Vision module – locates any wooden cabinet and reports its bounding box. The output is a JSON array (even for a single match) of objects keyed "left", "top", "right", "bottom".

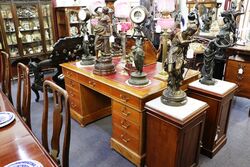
[
  {"left": 145, "top": 97, "right": 208, "bottom": 167},
  {"left": 225, "top": 55, "right": 250, "bottom": 98},
  {"left": 55, "top": 7, "right": 83, "bottom": 38},
  {"left": 188, "top": 80, "right": 238, "bottom": 158},
  {"left": 0, "top": 0, "right": 55, "bottom": 61}
]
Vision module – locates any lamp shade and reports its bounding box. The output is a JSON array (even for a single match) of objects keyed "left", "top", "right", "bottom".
[
  {"left": 156, "top": 0, "right": 175, "bottom": 13},
  {"left": 114, "top": 0, "right": 131, "bottom": 18},
  {"left": 156, "top": 18, "right": 175, "bottom": 30},
  {"left": 87, "top": 0, "right": 105, "bottom": 14}
]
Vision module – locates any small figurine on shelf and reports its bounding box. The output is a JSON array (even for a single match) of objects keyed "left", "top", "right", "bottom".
[
  {"left": 161, "top": 9, "right": 199, "bottom": 106},
  {"left": 127, "top": 6, "right": 150, "bottom": 86},
  {"left": 78, "top": 7, "right": 95, "bottom": 65}
]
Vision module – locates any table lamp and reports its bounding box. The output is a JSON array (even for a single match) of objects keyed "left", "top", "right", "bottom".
[
  {"left": 154, "top": 0, "right": 176, "bottom": 81},
  {"left": 113, "top": 0, "right": 131, "bottom": 58}
]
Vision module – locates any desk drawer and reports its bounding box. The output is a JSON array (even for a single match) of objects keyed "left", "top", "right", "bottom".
[
  {"left": 111, "top": 89, "right": 140, "bottom": 109},
  {"left": 65, "top": 85, "right": 80, "bottom": 100},
  {"left": 65, "top": 78, "right": 80, "bottom": 91},
  {"left": 69, "top": 98, "right": 81, "bottom": 114},
  {"left": 112, "top": 124, "right": 140, "bottom": 154},
  {"left": 63, "top": 68, "right": 78, "bottom": 80},
  {"left": 112, "top": 101, "right": 140, "bottom": 125},
  {"left": 78, "top": 74, "right": 110, "bottom": 94},
  {"left": 225, "top": 59, "right": 250, "bottom": 98},
  {"left": 113, "top": 113, "right": 140, "bottom": 139}
]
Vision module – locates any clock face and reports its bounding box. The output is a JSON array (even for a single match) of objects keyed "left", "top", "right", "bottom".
[
  {"left": 78, "top": 8, "right": 90, "bottom": 21},
  {"left": 130, "top": 6, "right": 148, "bottom": 24}
]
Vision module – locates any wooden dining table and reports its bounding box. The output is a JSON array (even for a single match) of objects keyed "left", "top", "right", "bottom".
[{"left": 0, "top": 90, "right": 58, "bottom": 167}]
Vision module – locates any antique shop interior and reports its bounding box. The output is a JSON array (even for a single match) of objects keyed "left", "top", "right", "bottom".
[{"left": 0, "top": 0, "right": 250, "bottom": 167}]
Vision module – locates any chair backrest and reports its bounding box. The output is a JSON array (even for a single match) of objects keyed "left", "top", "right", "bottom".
[
  {"left": 16, "top": 63, "right": 31, "bottom": 129},
  {"left": 0, "top": 51, "right": 13, "bottom": 103},
  {"left": 42, "top": 80, "right": 71, "bottom": 167}
]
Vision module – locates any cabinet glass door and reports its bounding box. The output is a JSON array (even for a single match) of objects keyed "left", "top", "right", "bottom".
[
  {"left": 41, "top": 4, "right": 54, "bottom": 52},
  {"left": 0, "top": 4, "right": 19, "bottom": 58},
  {"left": 16, "top": 4, "right": 43, "bottom": 56}
]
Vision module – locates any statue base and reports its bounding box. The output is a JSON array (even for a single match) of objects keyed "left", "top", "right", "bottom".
[
  {"left": 128, "top": 72, "right": 149, "bottom": 86},
  {"left": 93, "top": 56, "right": 116, "bottom": 76},
  {"left": 80, "top": 56, "right": 95, "bottom": 65},
  {"left": 199, "top": 77, "right": 216, "bottom": 85},
  {"left": 161, "top": 88, "right": 187, "bottom": 106}
]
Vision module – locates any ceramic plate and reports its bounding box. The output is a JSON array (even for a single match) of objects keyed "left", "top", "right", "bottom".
[
  {"left": 0, "top": 112, "right": 15, "bottom": 128},
  {"left": 4, "top": 160, "right": 43, "bottom": 167}
]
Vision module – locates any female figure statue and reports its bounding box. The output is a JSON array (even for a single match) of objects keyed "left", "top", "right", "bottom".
[{"left": 94, "top": 7, "right": 112, "bottom": 57}]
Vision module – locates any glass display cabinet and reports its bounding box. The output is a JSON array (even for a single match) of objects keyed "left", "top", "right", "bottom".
[
  {"left": 55, "top": 7, "right": 83, "bottom": 38},
  {"left": 0, "top": 0, "right": 55, "bottom": 61}
]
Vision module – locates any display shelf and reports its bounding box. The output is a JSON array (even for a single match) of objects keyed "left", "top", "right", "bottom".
[
  {"left": 0, "top": 0, "right": 55, "bottom": 61},
  {"left": 20, "top": 29, "right": 41, "bottom": 32},
  {"left": 22, "top": 41, "right": 42, "bottom": 45},
  {"left": 18, "top": 17, "right": 39, "bottom": 19},
  {"left": 55, "top": 6, "right": 83, "bottom": 38}
]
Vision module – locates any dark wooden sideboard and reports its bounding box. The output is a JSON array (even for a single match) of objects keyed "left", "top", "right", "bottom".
[{"left": 225, "top": 44, "right": 250, "bottom": 99}]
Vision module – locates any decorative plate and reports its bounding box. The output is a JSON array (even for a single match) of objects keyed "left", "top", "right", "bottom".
[
  {"left": 4, "top": 160, "right": 43, "bottom": 167},
  {"left": 0, "top": 112, "right": 15, "bottom": 128}
]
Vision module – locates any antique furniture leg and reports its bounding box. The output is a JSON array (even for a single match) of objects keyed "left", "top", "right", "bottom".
[{"left": 31, "top": 84, "right": 40, "bottom": 102}]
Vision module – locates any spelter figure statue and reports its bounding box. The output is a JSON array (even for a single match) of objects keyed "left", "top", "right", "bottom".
[
  {"left": 161, "top": 19, "right": 198, "bottom": 106},
  {"left": 80, "top": 21, "right": 95, "bottom": 65},
  {"left": 199, "top": 34, "right": 231, "bottom": 85},
  {"left": 133, "top": 38, "right": 144, "bottom": 74},
  {"left": 94, "top": 6, "right": 112, "bottom": 57},
  {"left": 201, "top": 8, "right": 215, "bottom": 32},
  {"left": 199, "top": 4, "right": 244, "bottom": 85}
]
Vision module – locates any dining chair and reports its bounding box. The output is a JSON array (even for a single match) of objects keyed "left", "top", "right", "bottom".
[
  {"left": 16, "top": 63, "right": 31, "bottom": 129},
  {"left": 42, "top": 80, "right": 71, "bottom": 167},
  {"left": 0, "top": 51, "right": 13, "bottom": 104}
]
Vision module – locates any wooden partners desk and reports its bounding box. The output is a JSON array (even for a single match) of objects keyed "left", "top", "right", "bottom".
[
  {"left": 61, "top": 58, "right": 200, "bottom": 166},
  {"left": 0, "top": 91, "right": 58, "bottom": 167}
]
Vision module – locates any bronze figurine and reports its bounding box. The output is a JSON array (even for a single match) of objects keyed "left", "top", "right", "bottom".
[{"left": 161, "top": 8, "right": 199, "bottom": 106}]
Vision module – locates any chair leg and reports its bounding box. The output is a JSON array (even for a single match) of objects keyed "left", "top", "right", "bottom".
[
  {"left": 248, "top": 108, "right": 250, "bottom": 117},
  {"left": 31, "top": 84, "right": 40, "bottom": 102}
]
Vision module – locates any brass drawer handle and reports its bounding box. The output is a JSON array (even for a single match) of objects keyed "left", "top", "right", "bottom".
[
  {"left": 69, "top": 81, "right": 74, "bottom": 87},
  {"left": 120, "top": 134, "right": 130, "bottom": 143},
  {"left": 121, "top": 119, "right": 130, "bottom": 129},
  {"left": 70, "top": 102, "right": 76, "bottom": 108},
  {"left": 69, "top": 91, "right": 74, "bottom": 97},
  {"left": 88, "top": 81, "right": 96, "bottom": 87},
  {"left": 66, "top": 71, "right": 72, "bottom": 77},
  {"left": 121, "top": 108, "right": 130, "bottom": 117},
  {"left": 120, "top": 94, "right": 129, "bottom": 102}
]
